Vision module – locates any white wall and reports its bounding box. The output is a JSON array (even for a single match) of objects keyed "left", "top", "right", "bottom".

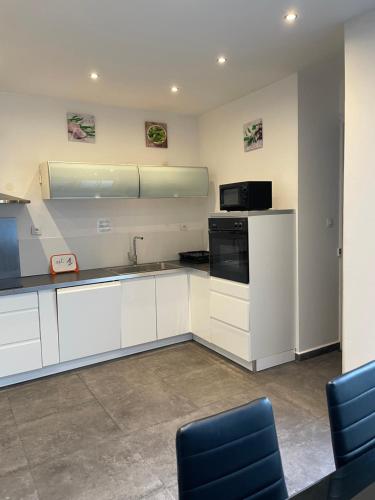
[
  {"left": 297, "top": 56, "right": 343, "bottom": 353},
  {"left": 0, "top": 92, "right": 206, "bottom": 275},
  {"left": 199, "top": 75, "right": 299, "bottom": 213},
  {"left": 343, "top": 11, "right": 375, "bottom": 371}
]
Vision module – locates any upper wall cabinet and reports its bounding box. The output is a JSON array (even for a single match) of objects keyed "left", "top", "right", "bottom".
[
  {"left": 139, "top": 166, "right": 208, "bottom": 198},
  {"left": 40, "top": 162, "right": 208, "bottom": 200},
  {"left": 40, "top": 161, "right": 139, "bottom": 199}
]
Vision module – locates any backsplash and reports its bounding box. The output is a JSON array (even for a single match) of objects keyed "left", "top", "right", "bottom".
[
  {"left": 6, "top": 197, "right": 208, "bottom": 276},
  {"left": 18, "top": 225, "right": 206, "bottom": 276}
]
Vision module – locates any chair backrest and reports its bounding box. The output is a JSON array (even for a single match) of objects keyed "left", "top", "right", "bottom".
[
  {"left": 326, "top": 360, "right": 375, "bottom": 468},
  {"left": 176, "top": 398, "right": 288, "bottom": 500}
]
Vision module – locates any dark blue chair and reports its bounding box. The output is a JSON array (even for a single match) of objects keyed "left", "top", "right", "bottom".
[
  {"left": 176, "top": 398, "right": 288, "bottom": 500},
  {"left": 326, "top": 360, "right": 375, "bottom": 468}
]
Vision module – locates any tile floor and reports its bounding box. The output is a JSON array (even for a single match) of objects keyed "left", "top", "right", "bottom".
[{"left": 0, "top": 341, "right": 341, "bottom": 500}]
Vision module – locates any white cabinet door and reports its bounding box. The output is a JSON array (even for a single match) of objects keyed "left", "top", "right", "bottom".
[
  {"left": 121, "top": 277, "right": 157, "bottom": 348},
  {"left": 57, "top": 282, "right": 121, "bottom": 362},
  {"left": 156, "top": 273, "right": 189, "bottom": 339},
  {"left": 190, "top": 274, "right": 210, "bottom": 342},
  {"left": 0, "top": 292, "right": 42, "bottom": 378}
]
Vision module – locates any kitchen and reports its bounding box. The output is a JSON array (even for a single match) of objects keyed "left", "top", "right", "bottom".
[{"left": 1, "top": 1, "right": 375, "bottom": 500}]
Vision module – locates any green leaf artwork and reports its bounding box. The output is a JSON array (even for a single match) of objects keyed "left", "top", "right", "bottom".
[
  {"left": 145, "top": 121, "right": 168, "bottom": 148},
  {"left": 243, "top": 119, "right": 263, "bottom": 152},
  {"left": 67, "top": 112, "right": 96, "bottom": 143}
]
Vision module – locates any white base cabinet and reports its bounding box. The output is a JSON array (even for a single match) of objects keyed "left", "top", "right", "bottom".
[
  {"left": 156, "top": 274, "right": 189, "bottom": 339},
  {"left": 190, "top": 273, "right": 210, "bottom": 342},
  {"left": 57, "top": 282, "right": 121, "bottom": 362},
  {"left": 121, "top": 277, "right": 157, "bottom": 348},
  {"left": 0, "top": 293, "right": 42, "bottom": 377}
]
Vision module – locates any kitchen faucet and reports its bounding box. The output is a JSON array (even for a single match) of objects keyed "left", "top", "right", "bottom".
[{"left": 128, "top": 235, "right": 144, "bottom": 265}]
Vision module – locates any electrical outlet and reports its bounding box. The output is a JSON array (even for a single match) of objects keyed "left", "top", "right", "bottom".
[
  {"left": 31, "top": 225, "right": 42, "bottom": 236},
  {"left": 97, "top": 218, "right": 112, "bottom": 233}
]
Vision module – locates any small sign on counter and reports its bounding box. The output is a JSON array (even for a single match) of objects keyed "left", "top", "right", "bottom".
[{"left": 50, "top": 254, "right": 79, "bottom": 275}]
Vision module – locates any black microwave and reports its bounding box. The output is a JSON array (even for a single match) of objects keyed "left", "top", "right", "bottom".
[{"left": 220, "top": 181, "right": 272, "bottom": 211}]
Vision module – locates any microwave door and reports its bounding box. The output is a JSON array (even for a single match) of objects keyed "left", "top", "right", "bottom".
[{"left": 222, "top": 187, "right": 240, "bottom": 208}]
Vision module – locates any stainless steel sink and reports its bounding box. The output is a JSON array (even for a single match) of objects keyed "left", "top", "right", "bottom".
[{"left": 106, "top": 262, "right": 181, "bottom": 276}]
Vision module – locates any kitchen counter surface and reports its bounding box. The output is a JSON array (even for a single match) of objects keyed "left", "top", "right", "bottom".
[{"left": 0, "top": 260, "right": 209, "bottom": 296}]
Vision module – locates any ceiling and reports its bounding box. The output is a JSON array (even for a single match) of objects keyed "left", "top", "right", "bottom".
[{"left": 1, "top": 0, "right": 375, "bottom": 115}]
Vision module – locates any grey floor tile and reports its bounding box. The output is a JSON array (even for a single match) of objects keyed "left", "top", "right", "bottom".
[
  {"left": 0, "top": 343, "right": 342, "bottom": 499},
  {"left": 17, "top": 400, "right": 121, "bottom": 467},
  {"left": 280, "top": 416, "right": 335, "bottom": 495},
  {"left": 302, "top": 351, "right": 342, "bottom": 383},
  {"left": 8, "top": 373, "right": 95, "bottom": 425},
  {"left": 0, "top": 466, "right": 39, "bottom": 500},
  {"left": 0, "top": 391, "right": 14, "bottom": 429},
  {"left": 142, "top": 487, "right": 176, "bottom": 499},
  {"left": 30, "top": 434, "right": 162, "bottom": 500},
  {"left": 252, "top": 361, "right": 332, "bottom": 418},
  {"left": 0, "top": 424, "right": 29, "bottom": 478},
  {"left": 161, "top": 362, "right": 257, "bottom": 407},
  {"left": 97, "top": 379, "right": 197, "bottom": 434},
  {"left": 123, "top": 396, "right": 266, "bottom": 489}
]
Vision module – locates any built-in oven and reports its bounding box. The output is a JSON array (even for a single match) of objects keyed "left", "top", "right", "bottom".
[{"left": 209, "top": 217, "right": 249, "bottom": 284}]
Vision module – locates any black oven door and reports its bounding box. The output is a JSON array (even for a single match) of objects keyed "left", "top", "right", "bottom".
[{"left": 209, "top": 230, "right": 249, "bottom": 284}]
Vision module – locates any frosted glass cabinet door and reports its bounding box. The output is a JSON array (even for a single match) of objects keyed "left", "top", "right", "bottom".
[
  {"left": 139, "top": 166, "right": 208, "bottom": 198},
  {"left": 48, "top": 162, "right": 139, "bottom": 198}
]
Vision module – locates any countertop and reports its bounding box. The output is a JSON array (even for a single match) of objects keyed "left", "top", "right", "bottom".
[
  {"left": 0, "top": 261, "right": 209, "bottom": 296},
  {"left": 209, "top": 209, "right": 295, "bottom": 217}
]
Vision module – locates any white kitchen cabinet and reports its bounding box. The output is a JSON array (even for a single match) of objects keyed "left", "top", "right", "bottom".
[
  {"left": 57, "top": 282, "right": 121, "bottom": 362},
  {"left": 190, "top": 273, "right": 210, "bottom": 342},
  {"left": 121, "top": 277, "right": 157, "bottom": 348},
  {"left": 210, "top": 318, "right": 251, "bottom": 362},
  {"left": 0, "top": 292, "right": 42, "bottom": 377},
  {"left": 156, "top": 273, "right": 189, "bottom": 339},
  {"left": 38, "top": 289, "right": 60, "bottom": 366},
  {"left": 210, "top": 291, "right": 250, "bottom": 332}
]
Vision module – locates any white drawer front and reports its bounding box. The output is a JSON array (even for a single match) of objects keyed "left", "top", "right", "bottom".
[
  {"left": 0, "top": 292, "right": 38, "bottom": 314},
  {"left": 210, "top": 318, "right": 251, "bottom": 361},
  {"left": 0, "top": 309, "right": 40, "bottom": 346},
  {"left": 0, "top": 340, "right": 42, "bottom": 378},
  {"left": 210, "top": 278, "right": 250, "bottom": 300},
  {"left": 210, "top": 291, "right": 250, "bottom": 331}
]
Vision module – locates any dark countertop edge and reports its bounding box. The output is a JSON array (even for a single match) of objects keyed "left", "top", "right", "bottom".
[{"left": 0, "top": 261, "right": 209, "bottom": 296}]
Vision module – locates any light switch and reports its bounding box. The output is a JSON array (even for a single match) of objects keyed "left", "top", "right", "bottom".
[{"left": 326, "top": 218, "right": 334, "bottom": 228}]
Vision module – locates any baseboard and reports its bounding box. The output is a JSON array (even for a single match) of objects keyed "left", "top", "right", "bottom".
[
  {"left": 193, "top": 335, "right": 255, "bottom": 371},
  {"left": 0, "top": 333, "right": 193, "bottom": 389},
  {"left": 296, "top": 341, "right": 340, "bottom": 361}
]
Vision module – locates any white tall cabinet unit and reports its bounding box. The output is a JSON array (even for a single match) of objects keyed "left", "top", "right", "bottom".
[{"left": 205, "top": 211, "right": 295, "bottom": 371}]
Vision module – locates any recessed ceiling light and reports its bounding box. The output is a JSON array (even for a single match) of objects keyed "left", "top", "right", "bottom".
[
  {"left": 284, "top": 12, "right": 298, "bottom": 23},
  {"left": 217, "top": 56, "right": 227, "bottom": 65},
  {"left": 90, "top": 72, "right": 99, "bottom": 80},
  {"left": 171, "top": 85, "right": 179, "bottom": 93}
]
